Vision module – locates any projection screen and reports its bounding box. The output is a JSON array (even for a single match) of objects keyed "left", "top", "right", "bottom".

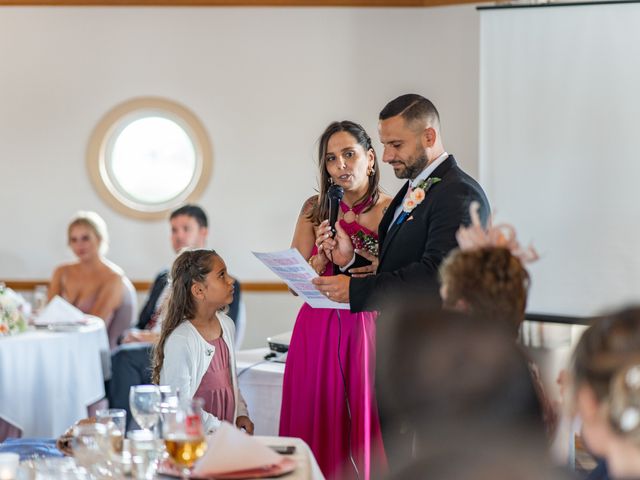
[{"left": 479, "top": 1, "right": 640, "bottom": 318}]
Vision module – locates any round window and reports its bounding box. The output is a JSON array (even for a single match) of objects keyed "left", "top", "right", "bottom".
[{"left": 87, "top": 97, "right": 212, "bottom": 220}]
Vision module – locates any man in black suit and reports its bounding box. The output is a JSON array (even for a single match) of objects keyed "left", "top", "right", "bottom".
[
  {"left": 108, "top": 205, "right": 242, "bottom": 427},
  {"left": 313, "top": 94, "right": 490, "bottom": 460}
]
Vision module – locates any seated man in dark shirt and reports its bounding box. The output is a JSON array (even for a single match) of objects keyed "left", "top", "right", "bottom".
[{"left": 108, "top": 205, "right": 243, "bottom": 427}]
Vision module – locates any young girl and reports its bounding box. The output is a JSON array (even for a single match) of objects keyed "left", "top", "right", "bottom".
[{"left": 151, "top": 248, "right": 253, "bottom": 434}]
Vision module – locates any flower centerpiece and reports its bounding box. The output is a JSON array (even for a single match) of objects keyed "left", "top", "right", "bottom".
[{"left": 0, "top": 283, "right": 30, "bottom": 335}]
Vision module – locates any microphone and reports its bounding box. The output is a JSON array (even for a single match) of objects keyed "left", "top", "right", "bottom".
[
  {"left": 327, "top": 184, "right": 344, "bottom": 238},
  {"left": 327, "top": 184, "right": 344, "bottom": 273}
]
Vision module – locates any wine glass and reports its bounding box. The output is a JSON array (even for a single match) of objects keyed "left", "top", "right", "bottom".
[
  {"left": 163, "top": 398, "right": 207, "bottom": 479},
  {"left": 129, "top": 385, "right": 161, "bottom": 433}
]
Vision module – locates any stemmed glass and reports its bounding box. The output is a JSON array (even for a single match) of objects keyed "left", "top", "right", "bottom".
[
  {"left": 163, "top": 398, "right": 207, "bottom": 479},
  {"left": 129, "top": 385, "right": 161, "bottom": 433}
]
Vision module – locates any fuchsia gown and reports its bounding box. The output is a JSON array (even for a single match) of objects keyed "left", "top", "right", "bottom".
[{"left": 279, "top": 200, "right": 386, "bottom": 480}]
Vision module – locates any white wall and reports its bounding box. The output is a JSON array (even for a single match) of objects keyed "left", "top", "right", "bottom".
[{"left": 0, "top": 5, "right": 480, "bottom": 347}]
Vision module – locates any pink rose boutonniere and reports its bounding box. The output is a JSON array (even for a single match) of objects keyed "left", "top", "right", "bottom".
[{"left": 402, "top": 177, "right": 441, "bottom": 213}]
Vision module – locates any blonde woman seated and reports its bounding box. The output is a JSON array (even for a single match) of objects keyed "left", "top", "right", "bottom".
[{"left": 48, "top": 211, "right": 136, "bottom": 347}]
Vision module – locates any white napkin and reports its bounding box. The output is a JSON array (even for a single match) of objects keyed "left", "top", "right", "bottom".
[
  {"left": 192, "top": 422, "right": 281, "bottom": 475},
  {"left": 34, "top": 295, "right": 85, "bottom": 325}
]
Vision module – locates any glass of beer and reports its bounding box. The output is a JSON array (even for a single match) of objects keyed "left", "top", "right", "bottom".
[{"left": 163, "top": 398, "right": 207, "bottom": 478}]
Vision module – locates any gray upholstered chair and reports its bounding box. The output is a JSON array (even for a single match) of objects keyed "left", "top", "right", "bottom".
[{"left": 106, "top": 277, "right": 137, "bottom": 350}]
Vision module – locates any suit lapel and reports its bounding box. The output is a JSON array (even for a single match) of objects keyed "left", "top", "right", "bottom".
[{"left": 378, "top": 156, "right": 456, "bottom": 264}]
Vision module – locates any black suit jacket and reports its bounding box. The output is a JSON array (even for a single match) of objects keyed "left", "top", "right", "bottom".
[
  {"left": 137, "top": 270, "right": 242, "bottom": 329},
  {"left": 349, "top": 155, "right": 490, "bottom": 312},
  {"left": 137, "top": 270, "right": 169, "bottom": 330}
]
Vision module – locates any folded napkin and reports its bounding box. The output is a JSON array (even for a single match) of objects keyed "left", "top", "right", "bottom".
[
  {"left": 192, "top": 422, "right": 281, "bottom": 476},
  {"left": 34, "top": 295, "right": 85, "bottom": 325}
]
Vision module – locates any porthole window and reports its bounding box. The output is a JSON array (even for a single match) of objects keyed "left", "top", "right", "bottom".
[{"left": 87, "top": 97, "right": 212, "bottom": 220}]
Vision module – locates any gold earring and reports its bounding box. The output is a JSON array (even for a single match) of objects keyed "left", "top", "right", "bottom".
[{"left": 368, "top": 166, "right": 375, "bottom": 176}]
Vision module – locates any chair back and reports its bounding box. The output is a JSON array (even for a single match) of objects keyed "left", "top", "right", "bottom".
[
  {"left": 234, "top": 300, "right": 246, "bottom": 350},
  {"left": 107, "top": 277, "right": 137, "bottom": 349}
]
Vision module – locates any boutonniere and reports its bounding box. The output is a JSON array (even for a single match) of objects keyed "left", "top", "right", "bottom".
[{"left": 402, "top": 177, "right": 441, "bottom": 213}]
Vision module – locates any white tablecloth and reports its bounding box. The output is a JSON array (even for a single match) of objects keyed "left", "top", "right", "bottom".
[
  {"left": 0, "top": 318, "right": 109, "bottom": 437},
  {"left": 236, "top": 348, "right": 285, "bottom": 437}
]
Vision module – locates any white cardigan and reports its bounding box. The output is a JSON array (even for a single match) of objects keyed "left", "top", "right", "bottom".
[{"left": 159, "top": 311, "right": 249, "bottom": 433}]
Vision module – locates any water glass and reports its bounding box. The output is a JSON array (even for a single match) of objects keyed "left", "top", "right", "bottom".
[
  {"left": 128, "top": 429, "right": 161, "bottom": 480},
  {"left": 32, "top": 285, "right": 48, "bottom": 315},
  {"left": 72, "top": 422, "right": 112, "bottom": 477},
  {"left": 96, "top": 408, "right": 127, "bottom": 453},
  {"left": 129, "top": 385, "right": 161, "bottom": 433},
  {"left": 157, "top": 385, "right": 180, "bottom": 438}
]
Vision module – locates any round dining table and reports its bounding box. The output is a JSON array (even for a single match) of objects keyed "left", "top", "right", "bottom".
[{"left": 0, "top": 318, "right": 109, "bottom": 438}]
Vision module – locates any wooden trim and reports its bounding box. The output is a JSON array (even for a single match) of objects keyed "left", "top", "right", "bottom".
[
  {"left": 1, "top": 279, "right": 289, "bottom": 293},
  {"left": 0, "top": 0, "right": 480, "bottom": 7},
  {"left": 240, "top": 282, "right": 290, "bottom": 292}
]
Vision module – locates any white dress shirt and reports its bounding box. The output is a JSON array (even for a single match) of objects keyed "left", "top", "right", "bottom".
[{"left": 389, "top": 151, "right": 449, "bottom": 228}]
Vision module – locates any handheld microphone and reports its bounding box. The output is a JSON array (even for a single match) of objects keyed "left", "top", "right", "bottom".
[
  {"left": 327, "top": 184, "right": 344, "bottom": 237},
  {"left": 327, "top": 184, "right": 344, "bottom": 272}
]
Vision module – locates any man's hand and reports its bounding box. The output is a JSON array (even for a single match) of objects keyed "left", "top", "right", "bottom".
[
  {"left": 349, "top": 248, "right": 379, "bottom": 278},
  {"left": 312, "top": 274, "right": 350, "bottom": 303},
  {"left": 235, "top": 416, "right": 255, "bottom": 435},
  {"left": 316, "top": 221, "right": 354, "bottom": 267}
]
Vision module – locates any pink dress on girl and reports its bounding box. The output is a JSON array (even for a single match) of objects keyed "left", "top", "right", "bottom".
[
  {"left": 279, "top": 200, "right": 386, "bottom": 479},
  {"left": 194, "top": 336, "right": 235, "bottom": 423}
]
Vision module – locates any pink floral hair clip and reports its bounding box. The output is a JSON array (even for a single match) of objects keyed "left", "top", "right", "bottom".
[{"left": 455, "top": 201, "right": 539, "bottom": 264}]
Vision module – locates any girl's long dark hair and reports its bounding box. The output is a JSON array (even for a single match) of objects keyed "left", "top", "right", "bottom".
[
  {"left": 308, "top": 120, "right": 381, "bottom": 225},
  {"left": 151, "top": 248, "right": 218, "bottom": 385}
]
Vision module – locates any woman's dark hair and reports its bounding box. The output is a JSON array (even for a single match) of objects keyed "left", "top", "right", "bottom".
[
  {"left": 151, "top": 248, "right": 218, "bottom": 384},
  {"left": 379, "top": 301, "right": 544, "bottom": 438},
  {"left": 307, "top": 120, "right": 381, "bottom": 226},
  {"left": 572, "top": 306, "right": 640, "bottom": 438}
]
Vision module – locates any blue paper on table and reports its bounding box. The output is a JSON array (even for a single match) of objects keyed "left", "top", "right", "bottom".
[{"left": 0, "top": 438, "right": 63, "bottom": 460}]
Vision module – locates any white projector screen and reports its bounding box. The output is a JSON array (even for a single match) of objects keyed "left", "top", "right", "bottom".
[{"left": 479, "top": 2, "right": 640, "bottom": 318}]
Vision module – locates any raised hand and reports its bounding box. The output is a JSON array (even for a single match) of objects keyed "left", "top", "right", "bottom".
[{"left": 315, "top": 220, "right": 354, "bottom": 267}]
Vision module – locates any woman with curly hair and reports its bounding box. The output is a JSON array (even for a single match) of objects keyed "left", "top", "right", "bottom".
[{"left": 438, "top": 203, "right": 556, "bottom": 434}]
